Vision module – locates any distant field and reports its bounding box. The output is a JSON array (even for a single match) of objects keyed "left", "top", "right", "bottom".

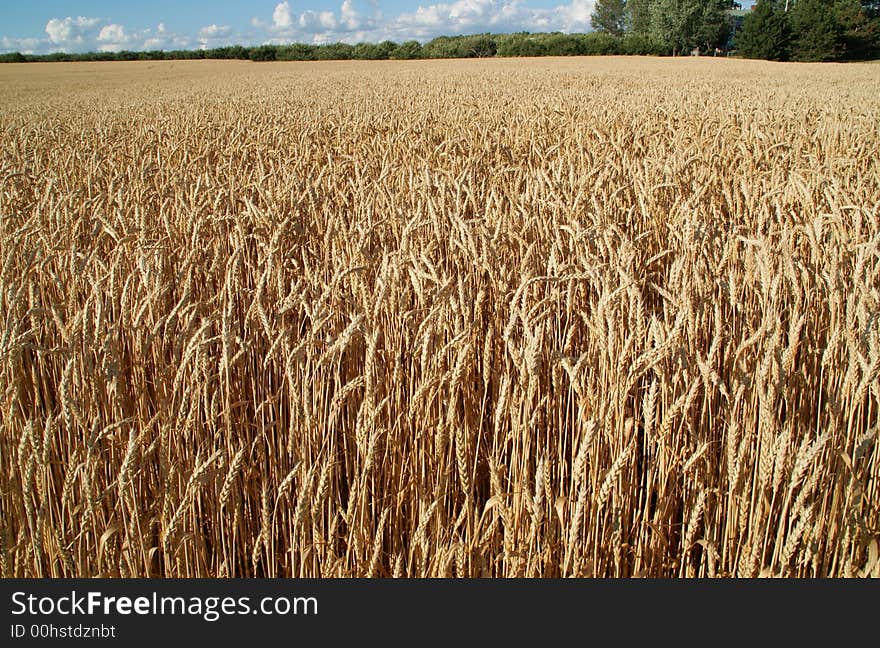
[{"left": 1, "top": 58, "right": 878, "bottom": 577}]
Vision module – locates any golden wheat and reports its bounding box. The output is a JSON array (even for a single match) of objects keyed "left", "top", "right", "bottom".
[{"left": 0, "top": 57, "right": 878, "bottom": 577}]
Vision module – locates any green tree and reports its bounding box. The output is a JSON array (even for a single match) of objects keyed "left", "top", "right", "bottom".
[
  {"left": 313, "top": 43, "right": 355, "bottom": 60},
  {"left": 138, "top": 50, "right": 164, "bottom": 60},
  {"left": 390, "top": 40, "right": 423, "bottom": 59},
  {"left": 694, "top": 0, "right": 737, "bottom": 50},
  {"left": 650, "top": 0, "right": 702, "bottom": 54},
  {"left": 208, "top": 45, "right": 249, "bottom": 60},
  {"left": 353, "top": 42, "right": 383, "bottom": 59},
  {"left": 620, "top": 32, "right": 665, "bottom": 53},
  {"left": 582, "top": 32, "right": 623, "bottom": 54},
  {"left": 377, "top": 40, "right": 400, "bottom": 58},
  {"left": 496, "top": 33, "right": 549, "bottom": 57},
  {"left": 629, "top": 0, "right": 656, "bottom": 33},
  {"left": 0, "top": 52, "right": 27, "bottom": 63},
  {"left": 650, "top": 0, "right": 736, "bottom": 54},
  {"left": 790, "top": 0, "right": 844, "bottom": 60},
  {"left": 422, "top": 35, "right": 448, "bottom": 57},
  {"left": 249, "top": 45, "right": 278, "bottom": 61},
  {"left": 461, "top": 35, "right": 498, "bottom": 57},
  {"left": 592, "top": 0, "right": 630, "bottom": 35},
  {"left": 737, "top": 0, "right": 791, "bottom": 59},
  {"left": 543, "top": 33, "right": 588, "bottom": 55},
  {"left": 351, "top": 41, "right": 398, "bottom": 59},
  {"left": 423, "top": 34, "right": 497, "bottom": 58},
  {"left": 276, "top": 43, "right": 316, "bottom": 60},
  {"left": 834, "top": 0, "right": 880, "bottom": 58}
]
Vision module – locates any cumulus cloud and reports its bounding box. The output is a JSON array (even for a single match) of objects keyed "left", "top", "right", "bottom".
[
  {"left": 255, "top": 0, "right": 594, "bottom": 45},
  {"left": 97, "top": 24, "right": 153, "bottom": 52},
  {"left": 558, "top": 0, "right": 594, "bottom": 29},
  {"left": 264, "top": 1, "right": 373, "bottom": 38},
  {"left": 0, "top": 2, "right": 601, "bottom": 55},
  {"left": 297, "top": 11, "right": 336, "bottom": 31},
  {"left": 273, "top": 1, "right": 295, "bottom": 28},
  {"left": 45, "top": 16, "right": 101, "bottom": 45},
  {"left": 98, "top": 24, "right": 127, "bottom": 42},
  {"left": 199, "top": 24, "right": 232, "bottom": 39},
  {"left": 141, "top": 23, "right": 197, "bottom": 51},
  {"left": 196, "top": 24, "right": 236, "bottom": 49},
  {"left": 0, "top": 16, "right": 195, "bottom": 54},
  {"left": 143, "top": 31, "right": 194, "bottom": 50},
  {"left": 0, "top": 35, "right": 44, "bottom": 54},
  {"left": 391, "top": 0, "right": 592, "bottom": 37},
  {"left": 340, "top": 0, "right": 362, "bottom": 30}
]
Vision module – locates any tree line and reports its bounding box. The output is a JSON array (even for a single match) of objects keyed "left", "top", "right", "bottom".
[
  {"left": 1, "top": 2, "right": 877, "bottom": 64},
  {"left": 591, "top": 0, "right": 879, "bottom": 60},
  {"left": 736, "top": 0, "right": 879, "bottom": 60},
  {"left": 592, "top": 0, "right": 741, "bottom": 54},
  {"left": 0, "top": 33, "right": 668, "bottom": 64}
]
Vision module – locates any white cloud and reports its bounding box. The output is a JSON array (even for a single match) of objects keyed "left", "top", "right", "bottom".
[
  {"left": 273, "top": 1, "right": 294, "bottom": 28},
  {"left": 197, "top": 24, "right": 235, "bottom": 49},
  {"left": 256, "top": 0, "right": 595, "bottom": 44},
  {"left": 0, "top": 35, "right": 43, "bottom": 54},
  {"left": 1, "top": 1, "right": 601, "bottom": 55},
  {"left": 0, "top": 16, "right": 196, "bottom": 54},
  {"left": 45, "top": 16, "right": 101, "bottom": 45},
  {"left": 391, "top": 0, "right": 593, "bottom": 37},
  {"left": 199, "top": 24, "right": 232, "bottom": 39},
  {"left": 558, "top": 0, "right": 594, "bottom": 29},
  {"left": 340, "top": 0, "right": 362, "bottom": 30},
  {"left": 98, "top": 24, "right": 127, "bottom": 43},
  {"left": 299, "top": 11, "right": 338, "bottom": 31},
  {"left": 265, "top": 1, "right": 373, "bottom": 37},
  {"left": 143, "top": 32, "right": 194, "bottom": 50}
]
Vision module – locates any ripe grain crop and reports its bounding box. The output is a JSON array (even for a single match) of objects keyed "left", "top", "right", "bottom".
[{"left": 1, "top": 57, "right": 878, "bottom": 577}]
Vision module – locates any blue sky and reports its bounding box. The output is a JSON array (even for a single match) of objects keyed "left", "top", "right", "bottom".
[{"left": 1, "top": 1, "right": 757, "bottom": 54}]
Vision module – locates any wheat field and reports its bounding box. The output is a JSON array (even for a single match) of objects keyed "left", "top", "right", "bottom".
[{"left": 0, "top": 57, "right": 878, "bottom": 577}]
